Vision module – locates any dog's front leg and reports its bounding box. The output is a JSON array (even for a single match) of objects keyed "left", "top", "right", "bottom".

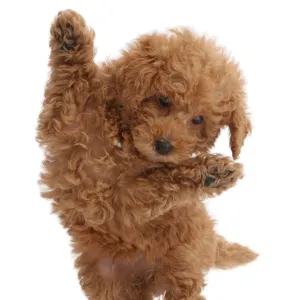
[
  {"left": 37, "top": 10, "right": 98, "bottom": 146},
  {"left": 118, "top": 154, "right": 243, "bottom": 223}
]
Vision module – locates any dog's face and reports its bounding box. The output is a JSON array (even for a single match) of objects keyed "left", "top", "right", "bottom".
[
  {"left": 127, "top": 91, "right": 221, "bottom": 164},
  {"left": 107, "top": 29, "right": 251, "bottom": 164}
]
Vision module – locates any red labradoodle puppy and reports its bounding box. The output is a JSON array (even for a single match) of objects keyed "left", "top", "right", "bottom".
[{"left": 37, "top": 10, "right": 257, "bottom": 300}]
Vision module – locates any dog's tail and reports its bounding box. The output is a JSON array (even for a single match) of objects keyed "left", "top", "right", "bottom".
[{"left": 214, "top": 235, "right": 258, "bottom": 269}]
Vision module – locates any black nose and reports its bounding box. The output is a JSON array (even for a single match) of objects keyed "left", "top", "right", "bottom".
[{"left": 155, "top": 138, "right": 173, "bottom": 155}]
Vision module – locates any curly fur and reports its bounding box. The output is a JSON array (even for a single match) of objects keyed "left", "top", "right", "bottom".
[{"left": 37, "top": 10, "right": 257, "bottom": 300}]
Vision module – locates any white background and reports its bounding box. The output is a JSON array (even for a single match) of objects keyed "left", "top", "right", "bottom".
[{"left": 1, "top": 0, "right": 299, "bottom": 299}]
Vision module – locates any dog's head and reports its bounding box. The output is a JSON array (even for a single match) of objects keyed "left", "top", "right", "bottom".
[{"left": 104, "top": 29, "right": 251, "bottom": 164}]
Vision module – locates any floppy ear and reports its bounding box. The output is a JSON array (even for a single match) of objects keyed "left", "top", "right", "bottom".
[{"left": 228, "top": 96, "right": 252, "bottom": 160}]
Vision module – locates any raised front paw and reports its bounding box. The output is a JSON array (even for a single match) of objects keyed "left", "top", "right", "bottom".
[
  {"left": 203, "top": 156, "right": 243, "bottom": 193},
  {"left": 50, "top": 10, "right": 94, "bottom": 54}
]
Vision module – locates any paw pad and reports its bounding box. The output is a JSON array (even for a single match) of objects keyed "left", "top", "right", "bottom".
[
  {"left": 204, "top": 176, "right": 216, "bottom": 187},
  {"left": 57, "top": 22, "right": 79, "bottom": 51},
  {"left": 204, "top": 158, "right": 243, "bottom": 192},
  {"left": 51, "top": 10, "right": 87, "bottom": 52}
]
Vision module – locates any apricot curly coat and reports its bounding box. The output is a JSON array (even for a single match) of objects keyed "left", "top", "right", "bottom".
[{"left": 37, "top": 10, "right": 257, "bottom": 300}]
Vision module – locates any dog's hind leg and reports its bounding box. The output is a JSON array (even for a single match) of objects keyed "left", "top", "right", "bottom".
[{"left": 214, "top": 235, "right": 258, "bottom": 269}]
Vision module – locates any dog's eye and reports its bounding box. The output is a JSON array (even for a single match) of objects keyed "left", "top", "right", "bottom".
[
  {"left": 158, "top": 97, "right": 172, "bottom": 107},
  {"left": 191, "top": 116, "right": 204, "bottom": 125}
]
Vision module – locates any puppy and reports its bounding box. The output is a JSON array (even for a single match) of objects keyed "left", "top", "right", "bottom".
[{"left": 37, "top": 10, "right": 257, "bottom": 300}]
